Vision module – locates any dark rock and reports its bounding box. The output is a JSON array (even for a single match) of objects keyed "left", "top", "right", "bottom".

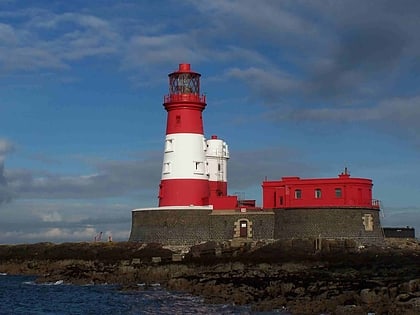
[{"left": 1, "top": 240, "right": 420, "bottom": 314}]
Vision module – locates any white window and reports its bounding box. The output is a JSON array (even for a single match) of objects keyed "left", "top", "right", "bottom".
[
  {"left": 163, "top": 162, "right": 171, "bottom": 174},
  {"left": 315, "top": 188, "right": 322, "bottom": 199},
  {"left": 165, "top": 139, "right": 174, "bottom": 152},
  {"left": 295, "top": 189, "right": 302, "bottom": 199},
  {"left": 194, "top": 161, "right": 204, "bottom": 174}
]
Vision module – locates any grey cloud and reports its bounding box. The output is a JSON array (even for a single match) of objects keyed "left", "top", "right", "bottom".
[
  {"left": 306, "top": 23, "right": 407, "bottom": 99},
  {"left": 123, "top": 34, "right": 206, "bottom": 72},
  {"left": 0, "top": 139, "right": 15, "bottom": 205},
  {"left": 7, "top": 153, "right": 161, "bottom": 200},
  {"left": 0, "top": 10, "right": 120, "bottom": 73},
  {"left": 0, "top": 138, "right": 14, "bottom": 156},
  {"left": 0, "top": 23, "right": 17, "bottom": 43},
  {"left": 191, "top": 0, "right": 319, "bottom": 42},
  {"left": 0, "top": 162, "right": 14, "bottom": 205},
  {"left": 228, "top": 147, "right": 318, "bottom": 190},
  {"left": 201, "top": 1, "right": 419, "bottom": 103},
  {"left": 270, "top": 96, "right": 420, "bottom": 124},
  {"left": 226, "top": 67, "right": 299, "bottom": 103},
  {"left": 0, "top": 199, "right": 133, "bottom": 243}
]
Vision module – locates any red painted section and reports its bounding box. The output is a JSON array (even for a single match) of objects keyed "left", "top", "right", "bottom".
[
  {"left": 209, "top": 181, "right": 227, "bottom": 197},
  {"left": 262, "top": 171, "right": 379, "bottom": 209},
  {"left": 211, "top": 195, "right": 238, "bottom": 210},
  {"left": 164, "top": 105, "right": 205, "bottom": 134},
  {"left": 159, "top": 178, "right": 209, "bottom": 206},
  {"left": 208, "top": 181, "right": 238, "bottom": 210},
  {"left": 208, "top": 180, "right": 258, "bottom": 210}
]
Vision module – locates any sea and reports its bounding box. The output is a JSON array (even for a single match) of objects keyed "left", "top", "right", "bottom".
[{"left": 0, "top": 274, "right": 290, "bottom": 315}]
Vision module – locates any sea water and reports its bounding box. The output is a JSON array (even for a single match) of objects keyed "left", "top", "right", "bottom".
[{"left": 0, "top": 275, "right": 289, "bottom": 315}]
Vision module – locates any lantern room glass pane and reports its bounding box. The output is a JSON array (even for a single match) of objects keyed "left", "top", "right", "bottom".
[{"left": 169, "top": 73, "right": 200, "bottom": 95}]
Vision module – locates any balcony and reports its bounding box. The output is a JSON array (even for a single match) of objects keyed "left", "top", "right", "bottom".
[
  {"left": 372, "top": 199, "right": 381, "bottom": 208},
  {"left": 164, "top": 94, "right": 206, "bottom": 103}
]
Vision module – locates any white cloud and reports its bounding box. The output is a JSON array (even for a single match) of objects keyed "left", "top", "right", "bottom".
[
  {"left": 0, "top": 138, "right": 14, "bottom": 157},
  {"left": 39, "top": 211, "right": 62, "bottom": 223},
  {"left": 0, "top": 10, "right": 120, "bottom": 73},
  {"left": 0, "top": 198, "right": 134, "bottom": 244}
]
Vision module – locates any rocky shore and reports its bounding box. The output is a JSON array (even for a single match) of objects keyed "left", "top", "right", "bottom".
[{"left": 1, "top": 238, "right": 419, "bottom": 314}]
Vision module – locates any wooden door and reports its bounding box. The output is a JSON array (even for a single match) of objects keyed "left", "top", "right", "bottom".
[{"left": 240, "top": 220, "right": 248, "bottom": 237}]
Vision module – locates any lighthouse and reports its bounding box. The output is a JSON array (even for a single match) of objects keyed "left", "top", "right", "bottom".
[
  {"left": 158, "top": 63, "right": 210, "bottom": 207},
  {"left": 130, "top": 63, "right": 383, "bottom": 246},
  {"left": 206, "top": 135, "right": 230, "bottom": 198}
]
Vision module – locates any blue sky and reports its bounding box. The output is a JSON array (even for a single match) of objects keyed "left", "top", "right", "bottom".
[{"left": 1, "top": 0, "right": 420, "bottom": 243}]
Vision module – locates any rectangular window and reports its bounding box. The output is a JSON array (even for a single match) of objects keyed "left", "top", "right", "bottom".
[
  {"left": 294, "top": 189, "right": 302, "bottom": 199},
  {"left": 335, "top": 188, "right": 342, "bottom": 198},
  {"left": 163, "top": 162, "right": 171, "bottom": 174},
  {"left": 165, "top": 139, "right": 174, "bottom": 152},
  {"left": 315, "top": 188, "right": 322, "bottom": 199},
  {"left": 194, "top": 161, "right": 204, "bottom": 174}
]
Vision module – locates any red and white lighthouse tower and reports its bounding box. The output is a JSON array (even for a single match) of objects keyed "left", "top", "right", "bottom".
[{"left": 158, "top": 63, "right": 210, "bottom": 207}]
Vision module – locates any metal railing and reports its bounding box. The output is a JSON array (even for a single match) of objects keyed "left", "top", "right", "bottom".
[{"left": 164, "top": 94, "right": 206, "bottom": 103}]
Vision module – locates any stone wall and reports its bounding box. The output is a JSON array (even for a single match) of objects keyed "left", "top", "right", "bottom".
[
  {"left": 129, "top": 208, "right": 384, "bottom": 245},
  {"left": 274, "top": 208, "right": 384, "bottom": 245},
  {"left": 130, "top": 209, "right": 275, "bottom": 245},
  {"left": 129, "top": 209, "right": 212, "bottom": 245},
  {"left": 209, "top": 211, "right": 275, "bottom": 241}
]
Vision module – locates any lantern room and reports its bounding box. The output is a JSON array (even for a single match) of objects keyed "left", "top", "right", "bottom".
[{"left": 169, "top": 63, "right": 200, "bottom": 95}]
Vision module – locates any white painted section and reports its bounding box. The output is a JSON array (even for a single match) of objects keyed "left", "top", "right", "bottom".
[
  {"left": 161, "top": 133, "right": 209, "bottom": 180},
  {"left": 132, "top": 205, "right": 214, "bottom": 211},
  {"left": 206, "top": 138, "right": 229, "bottom": 182}
]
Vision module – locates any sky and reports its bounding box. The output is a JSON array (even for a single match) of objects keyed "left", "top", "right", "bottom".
[{"left": 1, "top": 0, "right": 420, "bottom": 244}]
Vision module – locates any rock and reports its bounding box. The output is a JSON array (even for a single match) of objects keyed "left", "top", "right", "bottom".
[
  {"left": 335, "top": 304, "right": 365, "bottom": 315},
  {"left": 408, "top": 279, "right": 420, "bottom": 293},
  {"left": 252, "top": 297, "right": 287, "bottom": 312},
  {"left": 1, "top": 240, "right": 420, "bottom": 314},
  {"left": 167, "top": 278, "right": 190, "bottom": 291},
  {"left": 294, "top": 286, "right": 306, "bottom": 296},
  {"left": 396, "top": 293, "right": 413, "bottom": 302},
  {"left": 360, "top": 288, "right": 381, "bottom": 304},
  {"left": 281, "top": 282, "right": 295, "bottom": 295}
]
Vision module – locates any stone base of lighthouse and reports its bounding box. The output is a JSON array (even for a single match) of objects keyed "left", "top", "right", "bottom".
[
  {"left": 129, "top": 207, "right": 384, "bottom": 246},
  {"left": 129, "top": 207, "right": 275, "bottom": 245},
  {"left": 129, "top": 207, "right": 213, "bottom": 245}
]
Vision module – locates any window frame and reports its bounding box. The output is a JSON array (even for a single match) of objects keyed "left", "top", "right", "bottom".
[{"left": 335, "top": 188, "right": 342, "bottom": 198}]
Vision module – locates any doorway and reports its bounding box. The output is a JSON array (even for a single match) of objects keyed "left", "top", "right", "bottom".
[{"left": 239, "top": 220, "right": 248, "bottom": 237}]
